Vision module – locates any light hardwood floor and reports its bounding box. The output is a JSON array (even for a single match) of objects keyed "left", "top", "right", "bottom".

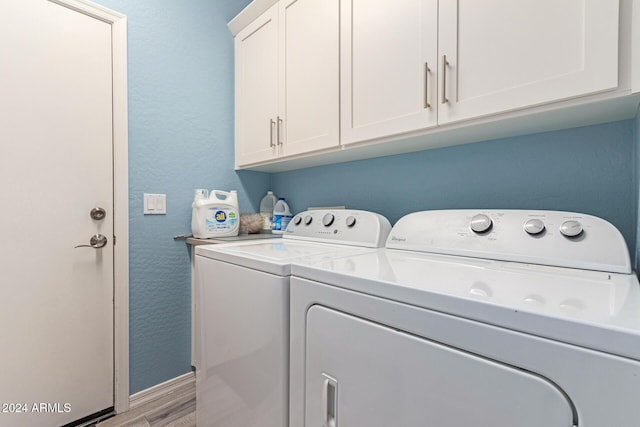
[{"left": 96, "top": 382, "right": 195, "bottom": 427}]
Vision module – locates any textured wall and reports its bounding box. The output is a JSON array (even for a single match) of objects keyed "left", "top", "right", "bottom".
[
  {"left": 97, "top": 0, "right": 260, "bottom": 394},
  {"left": 93, "top": 0, "right": 639, "bottom": 395},
  {"left": 272, "top": 120, "right": 638, "bottom": 262},
  {"left": 635, "top": 111, "right": 640, "bottom": 268}
]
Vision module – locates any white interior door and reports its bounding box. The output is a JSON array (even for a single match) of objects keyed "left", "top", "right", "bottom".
[{"left": 0, "top": 0, "right": 114, "bottom": 425}]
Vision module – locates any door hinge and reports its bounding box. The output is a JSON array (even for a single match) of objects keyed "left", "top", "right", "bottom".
[{"left": 113, "top": 235, "right": 116, "bottom": 245}]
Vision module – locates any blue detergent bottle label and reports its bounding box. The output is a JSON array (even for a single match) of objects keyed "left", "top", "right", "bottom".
[{"left": 273, "top": 214, "right": 291, "bottom": 231}]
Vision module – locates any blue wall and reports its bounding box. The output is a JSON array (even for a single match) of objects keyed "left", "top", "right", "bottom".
[
  {"left": 97, "top": 0, "right": 259, "bottom": 394},
  {"left": 95, "top": 1, "right": 639, "bottom": 396},
  {"left": 636, "top": 111, "right": 640, "bottom": 268},
  {"left": 272, "top": 120, "right": 638, "bottom": 259}
]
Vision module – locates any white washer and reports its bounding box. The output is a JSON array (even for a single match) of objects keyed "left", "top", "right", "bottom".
[
  {"left": 289, "top": 210, "right": 640, "bottom": 427},
  {"left": 195, "top": 209, "right": 391, "bottom": 427}
]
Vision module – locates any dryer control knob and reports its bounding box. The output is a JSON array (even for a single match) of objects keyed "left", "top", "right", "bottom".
[
  {"left": 322, "top": 213, "right": 335, "bottom": 227},
  {"left": 560, "top": 220, "right": 583, "bottom": 238},
  {"left": 304, "top": 215, "right": 313, "bottom": 225},
  {"left": 293, "top": 216, "right": 302, "bottom": 226},
  {"left": 470, "top": 214, "right": 493, "bottom": 233},
  {"left": 524, "top": 219, "right": 545, "bottom": 235},
  {"left": 346, "top": 216, "right": 356, "bottom": 228}
]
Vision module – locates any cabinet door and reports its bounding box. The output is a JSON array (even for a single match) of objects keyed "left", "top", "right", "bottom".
[
  {"left": 279, "top": 0, "right": 340, "bottom": 157},
  {"left": 235, "top": 5, "right": 279, "bottom": 166},
  {"left": 341, "top": 0, "right": 438, "bottom": 145},
  {"left": 438, "top": 0, "right": 620, "bottom": 124}
]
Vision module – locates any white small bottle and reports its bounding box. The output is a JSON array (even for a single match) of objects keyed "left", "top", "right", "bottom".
[
  {"left": 191, "top": 189, "right": 208, "bottom": 237},
  {"left": 259, "top": 191, "right": 278, "bottom": 233},
  {"left": 272, "top": 198, "right": 292, "bottom": 234}
]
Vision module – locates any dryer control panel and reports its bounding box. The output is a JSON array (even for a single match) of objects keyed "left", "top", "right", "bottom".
[
  {"left": 387, "top": 210, "right": 631, "bottom": 273},
  {"left": 284, "top": 209, "right": 392, "bottom": 248}
]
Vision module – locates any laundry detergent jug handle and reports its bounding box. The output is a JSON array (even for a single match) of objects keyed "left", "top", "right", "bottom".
[{"left": 211, "top": 190, "right": 231, "bottom": 201}]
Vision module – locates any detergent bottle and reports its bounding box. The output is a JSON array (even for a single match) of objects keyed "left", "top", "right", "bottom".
[
  {"left": 272, "top": 198, "right": 292, "bottom": 234},
  {"left": 259, "top": 191, "right": 278, "bottom": 233},
  {"left": 191, "top": 190, "right": 240, "bottom": 238}
]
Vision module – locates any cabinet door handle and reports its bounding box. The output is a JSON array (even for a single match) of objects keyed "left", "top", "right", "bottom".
[
  {"left": 270, "top": 119, "right": 276, "bottom": 147},
  {"left": 424, "top": 62, "right": 431, "bottom": 109},
  {"left": 442, "top": 55, "right": 449, "bottom": 104},
  {"left": 322, "top": 374, "right": 338, "bottom": 427},
  {"left": 277, "top": 116, "right": 283, "bottom": 145}
]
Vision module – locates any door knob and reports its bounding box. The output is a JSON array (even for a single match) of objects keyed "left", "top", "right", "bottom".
[
  {"left": 75, "top": 234, "right": 108, "bottom": 249},
  {"left": 90, "top": 207, "right": 106, "bottom": 220}
]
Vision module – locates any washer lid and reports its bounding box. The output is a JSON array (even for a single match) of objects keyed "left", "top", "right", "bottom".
[
  {"left": 291, "top": 249, "right": 640, "bottom": 360},
  {"left": 195, "top": 209, "right": 391, "bottom": 275},
  {"left": 196, "top": 239, "right": 376, "bottom": 276}
]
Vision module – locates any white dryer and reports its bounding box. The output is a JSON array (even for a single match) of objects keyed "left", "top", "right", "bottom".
[
  {"left": 195, "top": 209, "right": 391, "bottom": 427},
  {"left": 289, "top": 210, "right": 640, "bottom": 427}
]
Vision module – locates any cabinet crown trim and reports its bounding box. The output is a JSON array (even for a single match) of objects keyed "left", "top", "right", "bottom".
[{"left": 228, "top": 0, "right": 278, "bottom": 36}]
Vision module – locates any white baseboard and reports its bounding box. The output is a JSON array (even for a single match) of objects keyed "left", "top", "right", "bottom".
[{"left": 129, "top": 372, "right": 195, "bottom": 410}]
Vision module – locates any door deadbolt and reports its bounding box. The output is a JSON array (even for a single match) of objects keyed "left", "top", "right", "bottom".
[
  {"left": 90, "top": 207, "right": 106, "bottom": 220},
  {"left": 74, "top": 234, "right": 108, "bottom": 249}
]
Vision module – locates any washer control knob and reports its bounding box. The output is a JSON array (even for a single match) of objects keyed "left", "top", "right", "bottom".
[
  {"left": 293, "top": 216, "right": 302, "bottom": 226},
  {"left": 304, "top": 215, "right": 313, "bottom": 225},
  {"left": 524, "top": 219, "right": 545, "bottom": 235},
  {"left": 322, "top": 213, "right": 335, "bottom": 227},
  {"left": 346, "top": 216, "right": 356, "bottom": 228},
  {"left": 470, "top": 214, "right": 493, "bottom": 233},
  {"left": 560, "top": 220, "right": 583, "bottom": 238}
]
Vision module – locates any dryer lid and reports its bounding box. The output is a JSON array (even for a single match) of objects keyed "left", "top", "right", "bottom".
[{"left": 291, "top": 249, "right": 640, "bottom": 360}]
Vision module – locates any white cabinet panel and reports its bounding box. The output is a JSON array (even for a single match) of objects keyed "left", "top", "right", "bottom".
[
  {"left": 305, "top": 305, "right": 574, "bottom": 427},
  {"left": 279, "top": 0, "right": 339, "bottom": 157},
  {"left": 235, "top": 0, "right": 339, "bottom": 167},
  {"left": 438, "top": 0, "right": 619, "bottom": 124},
  {"left": 235, "top": 5, "right": 279, "bottom": 165},
  {"left": 342, "top": 0, "right": 620, "bottom": 142},
  {"left": 232, "top": 0, "right": 633, "bottom": 172},
  {"left": 341, "top": 0, "right": 438, "bottom": 144}
]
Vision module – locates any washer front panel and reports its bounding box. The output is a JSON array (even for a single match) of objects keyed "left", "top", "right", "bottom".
[{"left": 197, "top": 257, "right": 289, "bottom": 427}]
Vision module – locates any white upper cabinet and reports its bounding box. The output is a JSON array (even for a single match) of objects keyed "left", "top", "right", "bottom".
[
  {"left": 231, "top": 0, "right": 636, "bottom": 172},
  {"left": 341, "top": 0, "right": 438, "bottom": 145},
  {"left": 278, "top": 0, "right": 340, "bottom": 157},
  {"left": 342, "top": 0, "right": 620, "bottom": 142},
  {"left": 235, "top": 5, "right": 279, "bottom": 166},
  {"left": 438, "top": 0, "right": 620, "bottom": 124},
  {"left": 234, "top": 0, "right": 339, "bottom": 167}
]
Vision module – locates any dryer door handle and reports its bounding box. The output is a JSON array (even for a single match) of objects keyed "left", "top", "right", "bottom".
[{"left": 322, "top": 373, "right": 338, "bottom": 427}]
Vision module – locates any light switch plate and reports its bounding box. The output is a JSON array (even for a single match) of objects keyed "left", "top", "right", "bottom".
[{"left": 144, "top": 193, "right": 167, "bottom": 214}]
